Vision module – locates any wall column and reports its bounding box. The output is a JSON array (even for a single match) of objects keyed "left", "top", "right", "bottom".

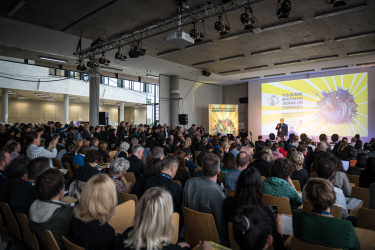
[
  {"left": 89, "top": 59, "right": 100, "bottom": 127},
  {"left": 120, "top": 101, "right": 124, "bottom": 122},
  {"left": 63, "top": 94, "right": 69, "bottom": 124},
  {"left": 1, "top": 88, "right": 8, "bottom": 123},
  {"left": 170, "top": 75, "right": 180, "bottom": 126}
]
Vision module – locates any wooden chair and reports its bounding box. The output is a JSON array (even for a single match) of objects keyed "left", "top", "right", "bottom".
[
  {"left": 183, "top": 207, "right": 220, "bottom": 246},
  {"left": 303, "top": 200, "right": 342, "bottom": 219},
  {"left": 292, "top": 180, "right": 301, "bottom": 191},
  {"left": 227, "top": 190, "right": 235, "bottom": 197},
  {"left": 106, "top": 157, "right": 112, "bottom": 163},
  {"left": 357, "top": 208, "right": 375, "bottom": 231},
  {"left": 354, "top": 227, "right": 375, "bottom": 250},
  {"left": 148, "top": 155, "right": 152, "bottom": 162},
  {"left": 0, "top": 202, "right": 21, "bottom": 241},
  {"left": 228, "top": 222, "right": 240, "bottom": 250},
  {"left": 351, "top": 187, "right": 369, "bottom": 208},
  {"left": 347, "top": 175, "right": 360, "bottom": 187},
  {"left": 218, "top": 172, "right": 226, "bottom": 183},
  {"left": 125, "top": 172, "right": 137, "bottom": 190},
  {"left": 173, "top": 180, "right": 182, "bottom": 186},
  {"left": 194, "top": 151, "right": 202, "bottom": 165},
  {"left": 16, "top": 212, "right": 39, "bottom": 250},
  {"left": 38, "top": 229, "right": 60, "bottom": 250},
  {"left": 109, "top": 151, "right": 117, "bottom": 159},
  {"left": 61, "top": 196, "right": 77, "bottom": 205},
  {"left": 141, "top": 156, "right": 146, "bottom": 164},
  {"left": 117, "top": 191, "right": 138, "bottom": 207},
  {"left": 291, "top": 237, "right": 342, "bottom": 250},
  {"left": 263, "top": 194, "right": 292, "bottom": 215},
  {"left": 52, "top": 158, "right": 63, "bottom": 169},
  {"left": 171, "top": 213, "right": 179, "bottom": 244},
  {"left": 71, "top": 163, "right": 80, "bottom": 172},
  {"left": 62, "top": 235, "right": 84, "bottom": 250},
  {"left": 261, "top": 176, "right": 266, "bottom": 182},
  {"left": 350, "top": 183, "right": 355, "bottom": 189},
  {"left": 349, "top": 160, "right": 357, "bottom": 167},
  {"left": 108, "top": 200, "right": 135, "bottom": 232},
  {"left": 61, "top": 162, "right": 73, "bottom": 179}
]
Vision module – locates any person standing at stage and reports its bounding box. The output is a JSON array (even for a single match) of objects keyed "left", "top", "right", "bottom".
[{"left": 275, "top": 118, "right": 288, "bottom": 139}]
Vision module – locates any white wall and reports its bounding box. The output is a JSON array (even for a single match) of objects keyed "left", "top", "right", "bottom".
[{"left": 159, "top": 75, "right": 170, "bottom": 125}]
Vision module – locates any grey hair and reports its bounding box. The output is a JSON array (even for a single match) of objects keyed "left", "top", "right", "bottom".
[
  {"left": 110, "top": 158, "right": 130, "bottom": 176},
  {"left": 150, "top": 147, "right": 164, "bottom": 159},
  {"left": 132, "top": 144, "right": 144, "bottom": 154},
  {"left": 235, "top": 138, "right": 241, "bottom": 144},
  {"left": 318, "top": 142, "right": 327, "bottom": 151},
  {"left": 131, "top": 138, "right": 139, "bottom": 145},
  {"left": 161, "top": 155, "right": 179, "bottom": 170}
]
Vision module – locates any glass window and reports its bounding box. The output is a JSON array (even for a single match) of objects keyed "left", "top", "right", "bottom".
[
  {"left": 103, "top": 77, "right": 109, "bottom": 85},
  {"left": 48, "top": 68, "right": 55, "bottom": 75},
  {"left": 69, "top": 71, "right": 80, "bottom": 79},
  {"left": 82, "top": 73, "right": 89, "bottom": 81},
  {"left": 140, "top": 82, "right": 144, "bottom": 92},
  {"left": 117, "top": 79, "right": 122, "bottom": 88},
  {"left": 155, "top": 104, "right": 160, "bottom": 121},
  {"left": 147, "top": 105, "right": 154, "bottom": 125},
  {"left": 124, "top": 80, "right": 131, "bottom": 89},
  {"left": 109, "top": 78, "right": 117, "bottom": 87},
  {"left": 56, "top": 69, "right": 64, "bottom": 77},
  {"left": 134, "top": 82, "right": 141, "bottom": 91}
]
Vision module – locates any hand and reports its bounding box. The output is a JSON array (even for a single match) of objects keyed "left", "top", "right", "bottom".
[
  {"left": 115, "top": 230, "right": 124, "bottom": 235},
  {"left": 287, "top": 177, "right": 294, "bottom": 187},
  {"left": 275, "top": 214, "right": 284, "bottom": 225},
  {"left": 178, "top": 242, "right": 191, "bottom": 248},
  {"left": 199, "top": 241, "right": 212, "bottom": 250},
  {"left": 48, "top": 141, "right": 54, "bottom": 149}
]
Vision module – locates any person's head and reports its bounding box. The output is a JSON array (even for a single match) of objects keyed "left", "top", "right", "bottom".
[
  {"left": 237, "top": 152, "right": 249, "bottom": 170},
  {"left": 235, "top": 167, "right": 263, "bottom": 208},
  {"left": 78, "top": 145, "right": 89, "bottom": 155},
  {"left": 202, "top": 153, "right": 220, "bottom": 178},
  {"left": 317, "top": 141, "right": 327, "bottom": 152},
  {"left": 174, "top": 150, "right": 186, "bottom": 170},
  {"left": 75, "top": 174, "right": 116, "bottom": 224},
  {"left": 240, "top": 146, "right": 254, "bottom": 158},
  {"left": 27, "top": 157, "right": 50, "bottom": 182},
  {"left": 119, "top": 142, "right": 130, "bottom": 152},
  {"left": 65, "top": 143, "right": 75, "bottom": 154},
  {"left": 313, "top": 151, "right": 333, "bottom": 166},
  {"left": 258, "top": 151, "right": 270, "bottom": 162},
  {"left": 354, "top": 140, "right": 363, "bottom": 150},
  {"left": 280, "top": 118, "right": 284, "bottom": 124},
  {"left": 94, "top": 125, "right": 101, "bottom": 132},
  {"left": 8, "top": 142, "right": 21, "bottom": 154},
  {"left": 110, "top": 158, "right": 130, "bottom": 177},
  {"left": 160, "top": 155, "right": 179, "bottom": 178},
  {"left": 201, "top": 137, "right": 207, "bottom": 144},
  {"left": 270, "top": 158, "right": 292, "bottom": 180},
  {"left": 184, "top": 137, "right": 191, "bottom": 148},
  {"left": 35, "top": 169, "right": 65, "bottom": 201},
  {"left": 316, "top": 159, "right": 335, "bottom": 180},
  {"left": 351, "top": 137, "right": 357, "bottom": 143},
  {"left": 305, "top": 178, "right": 336, "bottom": 211},
  {"left": 347, "top": 148, "right": 357, "bottom": 158},
  {"left": 290, "top": 151, "right": 304, "bottom": 171},
  {"left": 286, "top": 148, "right": 296, "bottom": 159},
  {"left": 262, "top": 147, "right": 274, "bottom": 162},
  {"left": 144, "top": 158, "right": 162, "bottom": 176},
  {"left": 223, "top": 152, "right": 236, "bottom": 172},
  {"left": 83, "top": 150, "right": 103, "bottom": 165},
  {"left": 296, "top": 145, "right": 307, "bottom": 156},
  {"left": 99, "top": 141, "right": 107, "bottom": 151},
  {"left": 6, "top": 155, "right": 30, "bottom": 180},
  {"left": 342, "top": 137, "right": 348, "bottom": 144},
  {"left": 126, "top": 187, "right": 174, "bottom": 250},
  {"left": 191, "top": 124, "right": 196, "bottom": 129},
  {"left": 132, "top": 144, "right": 144, "bottom": 159},
  {"left": 233, "top": 206, "right": 273, "bottom": 250},
  {"left": 331, "top": 134, "right": 339, "bottom": 142},
  {"left": 25, "top": 131, "right": 40, "bottom": 146},
  {"left": 90, "top": 137, "right": 99, "bottom": 146},
  {"left": 329, "top": 156, "right": 345, "bottom": 174},
  {"left": 0, "top": 149, "right": 11, "bottom": 171},
  {"left": 355, "top": 153, "right": 367, "bottom": 169},
  {"left": 150, "top": 147, "right": 164, "bottom": 160},
  {"left": 366, "top": 157, "right": 375, "bottom": 174},
  {"left": 319, "top": 134, "right": 327, "bottom": 141},
  {"left": 182, "top": 148, "right": 191, "bottom": 159}
]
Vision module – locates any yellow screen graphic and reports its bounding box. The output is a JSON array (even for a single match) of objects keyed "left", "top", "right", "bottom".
[
  {"left": 261, "top": 73, "right": 368, "bottom": 137},
  {"left": 209, "top": 104, "right": 239, "bottom": 135}
]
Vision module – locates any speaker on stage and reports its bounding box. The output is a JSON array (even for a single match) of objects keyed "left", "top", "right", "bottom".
[
  {"left": 99, "top": 112, "right": 109, "bottom": 125},
  {"left": 178, "top": 114, "right": 188, "bottom": 125}
]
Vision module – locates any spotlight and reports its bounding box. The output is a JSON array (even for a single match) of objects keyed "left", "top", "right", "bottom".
[
  {"left": 99, "top": 53, "right": 110, "bottom": 65},
  {"left": 90, "top": 37, "right": 105, "bottom": 47},
  {"left": 214, "top": 15, "right": 230, "bottom": 35},
  {"left": 129, "top": 43, "right": 146, "bottom": 58},
  {"left": 115, "top": 47, "right": 127, "bottom": 61},
  {"left": 87, "top": 59, "right": 98, "bottom": 68},
  {"left": 76, "top": 62, "right": 87, "bottom": 71},
  {"left": 189, "top": 22, "right": 205, "bottom": 43},
  {"left": 240, "top": 7, "right": 257, "bottom": 30},
  {"left": 277, "top": 0, "right": 292, "bottom": 20},
  {"left": 202, "top": 70, "right": 211, "bottom": 77},
  {"left": 331, "top": 0, "right": 346, "bottom": 7}
]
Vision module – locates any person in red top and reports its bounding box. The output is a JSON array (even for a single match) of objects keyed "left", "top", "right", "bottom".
[{"left": 278, "top": 141, "right": 288, "bottom": 157}]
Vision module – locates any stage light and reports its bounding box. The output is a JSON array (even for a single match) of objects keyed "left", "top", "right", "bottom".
[
  {"left": 331, "top": 0, "right": 346, "bottom": 7},
  {"left": 202, "top": 70, "right": 211, "bottom": 77},
  {"left": 240, "top": 7, "right": 257, "bottom": 30},
  {"left": 214, "top": 15, "right": 230, "bottom": 36},
  {"left": 115, "top": 47, "right": 127, "bottom": 61},
  {"left": 76, "top": 61, "right": 87, "bottom": 71},
  {"left": 129, "top": 43, "right": 146, "bottom": 58},
  {"left": 276, "top": 0, "right": 292, "bottom": 20},
  {"left": 87, "top": 59, "right": 98, "bottom": 68},
  {"left": 99, "top": 53, "right": 110, "bottom": 65},
  {"left": 190, "top": 22, "right": 205, "bottom": 43}
]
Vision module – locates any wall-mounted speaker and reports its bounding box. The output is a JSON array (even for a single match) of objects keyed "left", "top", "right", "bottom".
[
  {"left": 178, "top": 114, "right": 188, "bottom": 125},
  {"left": 239, "top": 97, "right": 248, "bottom": 103}
]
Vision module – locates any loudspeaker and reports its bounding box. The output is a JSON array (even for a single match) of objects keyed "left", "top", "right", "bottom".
[
  {"left": 99, "top": 112, "right": 109, "bottom": 125},
  {"left": 178, "top": 114, "right": 188, "bottom": 125},
  {"left": 239, "top": 97, "right": 248, "bottom": 103}
]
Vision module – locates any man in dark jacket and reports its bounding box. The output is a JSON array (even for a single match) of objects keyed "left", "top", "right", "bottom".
[
  {"left": 117, "top": 121, "right": 128, "bottom": 139},
  {"left": 61, "top": 143, "right": 75, "bottom": 167},
  {"left": 188, "top": 124, "right": 196, "bottom": 137},
  {"left": 196, "top": 137, "right": 208, "bottom": 151},
  {"left": 183, "top": 148, "right": 197, "bottom": 176},
  {"left": 248, "top": 151, "right": 272, "bottom": 178},
  {"left": 127, "top": 144, "right": 145, "bottom": 179},
  {"left": 0, "top": 150, "right": 11, "bottom": 189}
]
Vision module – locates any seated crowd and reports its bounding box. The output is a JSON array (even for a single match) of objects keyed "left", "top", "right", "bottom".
[{"left": 0, "top": 121, "right": 374, "bottom": 250}]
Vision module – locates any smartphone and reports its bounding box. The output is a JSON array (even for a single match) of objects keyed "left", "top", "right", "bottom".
[{"left": 268, "top": 205, "right": 278, "bottom": 215}]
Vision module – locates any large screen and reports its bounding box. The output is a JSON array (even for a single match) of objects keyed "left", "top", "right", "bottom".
[
  {"left": 261, "top": 73, "right": 368, "bottom": 137},
  {"left": 209, "top": 104, "right": 239, "bottom": 135}
]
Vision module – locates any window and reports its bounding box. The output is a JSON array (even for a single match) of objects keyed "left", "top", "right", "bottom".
[
  {"left": 69, "top": 71, "right": 80, "bottom": 79},
  {"left": 55, "top": 69, "right": 64, "bottom": 77},
  {"left": 108, "top": 78, "right": 117, "bottom": 87},
  {"left": 124, "top": 80, "right": 131, "bottom": 89},
  {"left": 49, "top": 68, "right": 55, "bottom": 75},
  {"left": 81, "top": 73, "right": 89, "bottom": 81},
  {"left": 133, "top": 81, "right": 141, "bottom": 91},
  {"left": 147, "top": 105, "right": 154, "bottom": 125}
]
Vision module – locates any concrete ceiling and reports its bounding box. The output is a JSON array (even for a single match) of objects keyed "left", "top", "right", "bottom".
[{"left": 1, "top": 0, "right": 375, "bottom": 81}]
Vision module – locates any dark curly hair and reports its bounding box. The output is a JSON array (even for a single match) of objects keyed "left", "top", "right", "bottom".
[
  {"left": 6, "top": 155, "right": 31, "bottom": 179},
  {"left": 270, "top": 158, "right": 292, "bottom": 179},
  {"left": 331, "top": 134, "right": 339, "bottom": 142},
  {"left": 83, "top": 149, "right": 103, "bottom": 164},
  {"left": 319, "top": 134, "right": 327, "bottom": 141}
]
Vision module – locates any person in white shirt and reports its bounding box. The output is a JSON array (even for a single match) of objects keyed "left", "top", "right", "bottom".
[{"left": 26, "top": 131, "right": 57, "bottom": 161}]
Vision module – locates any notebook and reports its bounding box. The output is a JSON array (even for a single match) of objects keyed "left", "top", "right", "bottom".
[{"left": 342, "top": 160, "right": 350, "bottom": 171}]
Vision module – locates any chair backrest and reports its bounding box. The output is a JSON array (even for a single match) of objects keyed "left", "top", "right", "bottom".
[
  {"left": 71, "top": 163, "right": 80, "bottom": 172},
  {"left": 171, "top": 213, "right": 180, "bottom": 244},
  {"left": 261, "top": 176, "right": 266, "bottom": 182},
  {"left": 141, "top": 156, "right": 146, "bottom": 164},
  {"left": 183, "top": 207, "right": 220, "bottom": 246},
  {"left": 117, "top": 191, "right": 138, "bottom": 207},
  {"left": 125, "top": 172, "right": 137, "bottom": 190},
  {"left": 347, "top": 175, "right": 360, "bottom": 187},
  {"left": 351, "top": 187, "right": 369, "bottom": 208},
  {"left": 62, "top": 235, "right": 84, "bottom": 250},
  {"left": 302, "top": 200, "right": 342, "bottom": 219},
  {"left": 52, "top": 158, "right": 62, "bottom": 169},
  {"left": 61, "top": 162, "right": 73, "bottom": 179},
  {"left": 194, "top": 151, "right": 201, "bottom": 164},
  {"left": 218, "top": 172, "right": 226, "bottom": 183},
  {"left": 292, "top": 180, "right": 301, "bottom": 191},
  {"left": 109, "top": 151, "right": 117, "bottom": 159},
  {"left": 61, "top": 196, "right": 77, "bottom": 205},
  {"left": 228, "top": 222, "right": 240, "bottom": 250},
  {"left": 16, "top": 212, "right": 39, "bottom": 250},
  {"left": 350, "top": 183, "right": 355, "bottom": 189},
  {"left": 263, "top": 194, "right": 292, "bottom": 215},
  {"left": 106, "top": 157, "right": 112, "bottom": 163},
  {"left": 357, "top": 208, "right": 375, "bottom": 231},
  {"left": 0, "top": 202, "right": 21, "bottom": 241},
  {"left": 370, "top": 183, "right": 375, "bottom": 210},
  {"left": 108, "top": 200, "right": 135, "bottom": 232},
  {"left": 173, "top": 180, "right": 182, "bottom": 186},
  {"left": 38, "top": 229, "right": 60, "bottom": 250},
  {"left": 349, "top": 160, "right": 357, "bottom": 167},
  {"left": 291, "top": 237, "right": 342, "bottom": 250},
  {"left": 227, "top": 190, "right": 235, "bottom": 197},
  {"left": 147, "top": 155, "right": 152, "bottom": 162}
]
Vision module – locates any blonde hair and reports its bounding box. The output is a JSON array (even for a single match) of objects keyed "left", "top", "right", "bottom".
[
  {"left": 262, "top": 147, "right": 274, "bottom": 162},
  {"left": 184, "top": 138, "right": 191, "bottom": 149},
  {"left": 305, "top": 178, "right": 336, "bottom": 211},
  {"left": 83, "top": 123, "right": 90, "bottom": 132},
  {"left": 99, "top": 141, "right": 107, "bottom": 151},
  {"left": 126, "top": 187, "right": 174, "bottom": 250},
  {"left": 75, "top": 139, "right": 83, "bottom": 153},
  {"left": 290, "top": 151, "right": 304, "bottom": 171},
  {"left": 74, "top": 174, "right": 117, "bottom": 224},
  {"left": 220, "top": 142, "right": 230, "bottom": 150},
  {"left": 139, "top": 126, "right": 145, "bottom": 132}
]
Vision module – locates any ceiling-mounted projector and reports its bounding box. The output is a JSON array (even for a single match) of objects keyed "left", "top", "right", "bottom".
[{"left": 164, "top": 31, "right": 194, "bottom": 47}]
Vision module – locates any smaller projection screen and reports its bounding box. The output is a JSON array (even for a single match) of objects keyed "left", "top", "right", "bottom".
[{"left": 209, "top": 104, "right": 239, "bottom": 135}]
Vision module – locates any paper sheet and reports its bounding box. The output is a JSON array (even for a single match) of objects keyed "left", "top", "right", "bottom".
[
  {"left": 345, "top": 197, "right": 362, "bottom": 210},
  {"left": 281, "top": 215, "right": 293, "bottom": 235}
]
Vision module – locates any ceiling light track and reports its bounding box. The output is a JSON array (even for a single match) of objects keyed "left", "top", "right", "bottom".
[
  {"left": 264, "top": 73, "right": 286, "bottom": 78},
  {"left": 291, "top": 69, "right": 315, "bottom": 74},
  {"left": 193, "top": 60, "right": 216, "bottom": 67},
  {"left": 321, "top": 65, "right": 348, "bottom": 70},
  {"left": 157, "top": 49, "right": 181, "bottom": 57},
  {"left": 251, "top": 48, "right": 282, "bottom": 56},
  {"left": 219, "top": 55, "right": 246, "bottom": 62},
  {"left": 220, "top": 69, "right": 241, "bottom": 74},
  {"left": 289, "top": 40, "right": 325, "bottom": 49},
  {"left": 335, "top": 31, "right": 375, "bottom": 41},
  {"left": 315, "top": 3, "right": 367, "bottom": 19},
  {"left": 245, "top": 65, "right": 268, "bottom": 71},
  {"left": 347, "top": 49, "right": 375, "bottom": 57},
  {"left": 307, "top": 55, "right": 339, "bottom": 61},
  {"left": 39, "top": 56, "right": 67, "bottom": 63},
  {"left": 185, "top": 40, "right": 213, "bottom": 49},
  {"left": 274, "top": 60, "right": 300, "bottom": 66},
  {"left": 261, "top": 19, "right": 303, "bottom": 32},
  {"left": 241, "top": 76, "right": 260, "bottom": 80}
]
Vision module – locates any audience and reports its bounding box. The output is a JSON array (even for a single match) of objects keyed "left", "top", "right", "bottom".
[
  {"left": 293, "top": 179, "right": 360, "bottom": 250},
  {"left": 173, "top": 150, "right": 190, "bottom": 188},
  {"left": 89, "top": 137, "right": 99, "bottom": 150},
  {"left": 61, "top": 143, "right": 75, "bottom": 166},
  {"left": 26, "top": 131, "right": 57, "bottom": 160},
  {"left": 248, "top": 151, "right": 271, "bottom": 178},
  {"left": 29, "top": 169, "right": 74, "bottom": 250},
  {"left": 262, "top": 147, "right": 274, "bottom": 163},
  {"left": 8, "top": 141, "right": 21, "bottom": 159},
  {"left": 75, "top": 139, "right": 83, "bottom": 154},
  {"left": 347, "top": 153, "right": 366, "bottom": 176},
  {"left": 115, "top": 142, "right": 130, "bottom": 159},
  {"left": 0, "top": 150, "right": 11, "bottom": 188},
  {"left": 359, "top": 157, "right": 375, "bottom": 188},
  {"left": 99, "top": 141, "right": 110, "bottom": 163},
  {"left": 223, "top": 152, "right": 249, "bottom": 191},
  {"left": 183, "top": 148, "right": 198, "bottom": 176},
  {"left": 221, "top": 152, "right": 236, "bottom": 173},
  {"left": 310, "top": 142, "right": 329, "bottom": 164},
  {"left": 271, "top": 143, "right": 284, "bottom": 160},
  {"left": 127, "top": 144, "right": 145, "bottom": 179},
  {"left": 183, "top": 153, "right": 228, "bottom": 245},
  {"left": 131, "top": 158, "right": 162, "bottom": 199},
  {"left": 109, "top": 158, "right": 131, "bottom": 194},
  {"left": 290, "top": 151, "right": 310, "bottom": 190},
  {"left": 330, "top": 157, "right": 351, "bottom": 197},
  {"left": 72, "top": 145, "right": 89, "bottom": 167},
  {"left": 70, "top": 174, "right": 117, "bottom": 250}
]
